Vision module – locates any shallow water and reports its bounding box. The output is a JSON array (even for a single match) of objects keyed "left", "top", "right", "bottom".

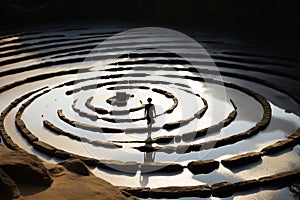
[{"left": 0, "top": 26, "right": 299, "bottom": 199}]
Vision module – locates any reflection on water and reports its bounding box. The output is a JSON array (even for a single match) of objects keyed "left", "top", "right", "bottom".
[{"left": 140, "top": 129, "right": 156, "bottom": 187}]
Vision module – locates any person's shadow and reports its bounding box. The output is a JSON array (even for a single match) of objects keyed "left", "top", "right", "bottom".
[{"left": 139, "top": 127, "right": 156, "bottom": 187}]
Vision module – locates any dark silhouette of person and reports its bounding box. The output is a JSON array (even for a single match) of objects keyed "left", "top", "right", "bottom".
[
  {"left": 144, "top": 98, "right": 156, "bottom": 128},
  {"left": 140, "top": 98, "right": 156, "bottom": 187}
]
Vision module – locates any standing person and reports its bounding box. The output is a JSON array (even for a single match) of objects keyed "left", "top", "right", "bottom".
[{"left": 144, "top": 98, "right": 156, "bottom": 128}]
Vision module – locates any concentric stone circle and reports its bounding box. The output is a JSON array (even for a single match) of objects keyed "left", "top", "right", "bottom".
[{"left": 0, "top": 26, "right": 299, "bottom": 199}]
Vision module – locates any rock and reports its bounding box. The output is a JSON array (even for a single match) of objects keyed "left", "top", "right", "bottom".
[
  {"left": 54, "top": 149, "right": 72, "bottom": 159},
  {"left": 43, "top": 120, "right": 81, "bottom": 141},
  {"left": 0, "top": 127, "right": 19, "bottom": 150},
  {"left": 175, "top": 145, "right": 193, "bottom": 154},
  {"left": 157, "top": 146, "right": 175, "bottom": 154},
  {"left": 288, "top": 130, "right": 300, "bottom": 142},
  {"left": 152, "top": 136, "right": 175, "bottom": 144},
  {"left": 165, "top": 98, "right": 178, "bottom": 114},
  {"left": 162, "top": 121, "right": 181, "bottom": 130},
  {"left": 164, "top": 92, "right": 173, "bottom": 98},
  {"left": 33, "top": 141, "right": 57, "bottom": 156},
  {"left": 0, "top": 144, "right": 134, "bottom": 199},
  {"left": 221, "top": 152, "right": 262, "bottom": 168},
  {"left": 190, "top": 143, "right": 203, "bottom": 151},
  {"left": 48, "top": 165, "right": 65, "bottom": 177},
  {"left": 214, "top": 133, "right": 248, "bottom": 148},
  {"left": 194, "top": 107, "right": 208, "bottom": 118},
  {"left": 0, "top": 168, "right": 20, "bottom": 199},
  {"left": 261, "top": 138, "right": 297, "bottom": 155},
  {"left": 69, "top": 155, "right": 99, "bottom": 166},
  {"left": 150, "top": 185, "right": 211, "bottom": 198},
  {"left": 187, "top": 160, "right": 219, "bottom": 174},
  {"left": 85, "top": 97, "right": 109, "bottom": 114},
  {"left": 140, "top": 162, "right": 183, "bottom": 173},
  {"left": 163, "top": 118, "right": 192, "bottom": 131},
  {"left": 224, "top": 110, "right": 237, "bottom": 126},
  {"left": 119, "top": 187, "right": 150, "bottom": 198},
  {"left": 89, "top": 139, "right": 121, "bottom": 149},
  {"left": 15, "top": 122, "right": 38, "bottom": 145},
  {"left": 259, "top": 168, "right": 300, "bottom": 188},
  {"left": 59, "top": 159, "right": 92, "bottom": 176},
  {"left": 233, "top": 179, "right": 260, "bottom": 192},
  {"left": 98, "top": 160, "right": 139, "bottom": 173},
  {"left": 152, "top": 88, "right": 167, "bottom": 96},
  {"left": 211, "top": 182, "right": 233, "bottom": 198},
  {"left": 134, "top": 145, "right": 160, "bottom": 152},
  {"left": 0, "top": 145, "right": 53, "bottom": 187}
]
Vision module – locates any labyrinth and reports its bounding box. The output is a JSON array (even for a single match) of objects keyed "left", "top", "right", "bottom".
[{"left": 0, "top": 26, "right": 300, "bottom": 199}]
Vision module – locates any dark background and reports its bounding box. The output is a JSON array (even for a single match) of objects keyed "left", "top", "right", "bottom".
[{"left": 0, "top": 0, "right": 299, "bottom": 35}]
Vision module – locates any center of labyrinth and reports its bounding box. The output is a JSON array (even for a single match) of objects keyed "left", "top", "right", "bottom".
[{"left": 0, "top": 27, "right": 299, "bottom": 199}]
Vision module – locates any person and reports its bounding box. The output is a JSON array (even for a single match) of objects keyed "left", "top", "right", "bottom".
[{"left": 144, "top": 98, "right": 156, "bottom": 127}]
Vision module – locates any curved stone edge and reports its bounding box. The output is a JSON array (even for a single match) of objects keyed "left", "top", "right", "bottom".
[
  {"left": 72, "top": 99, "right": 98, "bottom": 121},
  {"left": 119, "top": 168, "right": 300, "bottom": 198},
  {"left": 162, "top": 95, "right": 207, "bottom": 131},
  {"left": 15, "top": 90, "right": 51, "bottom": 146},
  {"left": 43, "top": 120, "right": 81, "bottom": 141},
  {"left": 106, "top": 85, "right": 150, "bottom": 91},
  {"left": 182, "top": 99, "right": 236, "bottom": 142},
  {"left": 57, "top": 109, "right": 124, "bottom": 133},
  {"left": 194, "top": 97, "right": 208, "bottom": 118},
  {"left": 85, "top": 97, "right": 109, "bottom": 114},
  {"left": 43, "top": 120, "right": 122, "bottom": 149},
  {"left": 260, "top": 128, "right": 300, "bottom": 155},
  {"left": 140, "top": 162, "right": 183, "bottom": 174},
  {"left": 119, "top": 185, "right": 211, "bottom": 199},
  {"left": 221, "top": 152, "right": 263, "bottom": 168},
  {"left": 187, "top": 160, "right": 219, "bottom": 175},
  {"left": 0, "top": 87, "right": 47, "bottom": 150},
  {"left": 211, "top": 128, "right": 300, "bottom": 170}
]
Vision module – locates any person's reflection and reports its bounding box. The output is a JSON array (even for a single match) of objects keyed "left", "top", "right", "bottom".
[{"left": 139, "top": 140, "right": 156, "bottom": 187}]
